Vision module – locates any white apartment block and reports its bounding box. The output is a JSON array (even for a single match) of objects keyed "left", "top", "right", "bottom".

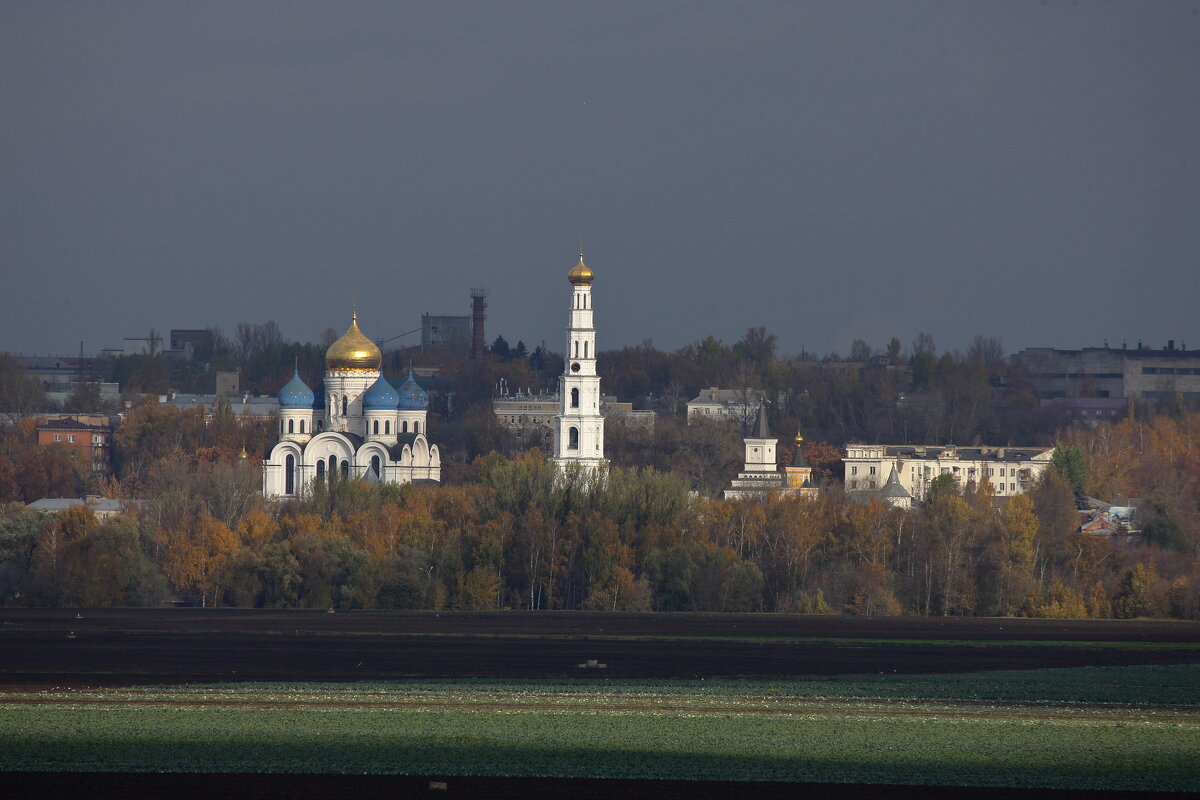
[{"left": 843, "top": 444, "right": 1055, "bottom": 500}]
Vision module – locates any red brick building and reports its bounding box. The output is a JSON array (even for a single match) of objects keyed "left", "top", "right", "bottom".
[{"left": 36, "top": 418, "right": 113, "bottom": 473}]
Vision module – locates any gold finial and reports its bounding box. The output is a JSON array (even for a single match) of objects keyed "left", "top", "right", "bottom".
[
  {"left": 352, "top": 293, "right": 358, "bottom": 322},
  {"left": 239, "top": 445, "right": 248, "bottom": 460},
  {"left": 568, "top": 237, "right": 594, "bottom": 285}
]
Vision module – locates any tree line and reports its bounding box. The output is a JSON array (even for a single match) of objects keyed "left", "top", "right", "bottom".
[{"left": 2, "top": 429, "right": 1197, "bottom": 617}]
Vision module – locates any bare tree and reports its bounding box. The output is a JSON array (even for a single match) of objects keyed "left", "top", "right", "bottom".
[
  {"left": 912, "top": 331, "right": 936, "bottom": 356},
  {"left": 0, "top": 353, "right": 48, "bottom": 424},
  {"left": 967, "top": 335, "right": 1005, "bottom": 368}
]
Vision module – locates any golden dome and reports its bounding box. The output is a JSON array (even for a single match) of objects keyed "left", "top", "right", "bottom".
[
  {"left": 568, "top": 255, "right": 594, "bottom": 285},
  {"left": 325, "top": 313, "right": 382, "bottom": 371}
]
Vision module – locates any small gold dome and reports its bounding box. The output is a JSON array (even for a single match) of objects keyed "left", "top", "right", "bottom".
[
  {"left": 325, "top": 313, "right": 382, "bottom": 371},
  {"left": 568, "top": 255, "right": 594, "bottom": 285}
]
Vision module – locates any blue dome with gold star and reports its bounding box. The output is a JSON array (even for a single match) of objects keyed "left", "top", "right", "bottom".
[
  {"left": 279, "top": 369, "right": 315, "bottom": 410},
  {"left": 363, "top": 374, "right": 399, "bottom": 411},
  {"left": 398, "top": 370, "right": 429, "bottom": 410}
]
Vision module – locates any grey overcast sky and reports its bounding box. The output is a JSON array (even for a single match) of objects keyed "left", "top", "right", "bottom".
[{"left": 2, "top": 1, "right": 1198, "bottom": 360}]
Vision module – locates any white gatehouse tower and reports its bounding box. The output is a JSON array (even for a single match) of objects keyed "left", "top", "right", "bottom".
[{"left": 552, "top": 247, "right": 605, "bottom": 472}]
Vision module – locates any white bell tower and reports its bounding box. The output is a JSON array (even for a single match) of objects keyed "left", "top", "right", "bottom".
[{"left": 552, "top": 243, "right": 605, "bottom": 472}]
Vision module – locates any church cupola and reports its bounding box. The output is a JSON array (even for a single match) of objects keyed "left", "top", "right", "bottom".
[
  {"left": 278, "top": 367, "right": 316, "bottom": 443},
  {"left": 323, "top": 310, "right": 382, "bottom": 436},
  {"left": 325, "top": 313, "right": 382, "bottom": 372},
  {"left": 396, "top": 370, "right": 429, "bottom": 437},
  {"left": 363, "top": 374, "right": 399, "bottom": 442},
  {"left": 398, "top": 370, "right": 429, "bottom": 410},
  {"left": 279, "top": 368, "right": 315, "bottom": 409},
  {"left": 363, "top": 374, "right": 399, "bottom": 410}
]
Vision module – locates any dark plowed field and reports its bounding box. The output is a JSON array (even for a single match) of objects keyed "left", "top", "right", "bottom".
[{"left": 2, "top": 608, "right": 1197, "bottom": 686}]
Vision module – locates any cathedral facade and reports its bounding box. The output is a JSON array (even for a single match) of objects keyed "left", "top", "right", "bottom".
[
  {"left": 552, "top": 250, "right": 605, "bottom": 473},
  {"left": 262, "top": 314, "right": 440, "bottom": 497}
]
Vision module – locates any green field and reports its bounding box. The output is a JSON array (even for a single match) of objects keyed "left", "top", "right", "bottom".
[{"left": 3, "top": 665, "right": 1198, "bottom": 790}]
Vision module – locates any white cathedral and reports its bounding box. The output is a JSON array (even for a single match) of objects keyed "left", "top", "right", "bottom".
[
  {"left": 552, "top": 250, "right": 605, "bottom": 473},
  {"left": 262, "top": 314, "right": 441, "bottom": 497},
  {"left": 263, "top": 248, "right": 601, "bottom": 496}
]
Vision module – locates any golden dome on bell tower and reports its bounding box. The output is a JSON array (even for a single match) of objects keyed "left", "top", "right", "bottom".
[
  {"left": 567, "top": 256, "right": 594, "bottom": 285},
  {"left": 325, "top": 313, "right": 382, "bottom": 371}
]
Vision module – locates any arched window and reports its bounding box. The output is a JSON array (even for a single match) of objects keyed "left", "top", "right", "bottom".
[
  {"left": 569, "top": 427, "right": 579, "bottom": 450},
  {"left": 384, "top": 421, "right": 390, "bottom": 434},
  {"left": 341, "top": 396, "right": 348, "bottom": 415},
  {"left": 300, "top": 420, "right": 306, "bottom": 433},
  {"left": 570, "top": 388, "right": 579, "bottom": 408},
  {"left": 414, "top": 421, "right": 420, "bottom": 433},
  {"left": 316, "top": 460, "right": 325, "bottom": 481},
  {"left": 372, "top": 420, "right": 379, "bottom": 434},
  {"left": 402, "top": 421, "right": 408, "bottom": 433},
  {"left": 371, "top": 455, "right": 381, "bottom": 479},
  {"left": 285, "top": 454, "right": 295, "bottom": 495},
  {"left": 583, "top": 341, "right": 588, "bottom": 358},
  {"left": 328, "top": 455, "right": 337, "bottom": 479},
  {"left": 288, "top": 419, "right": 294, "bottom": 434},
  {"left": 573, "top": 341, "right": 579, "bottom": 358},
  {"left": 329, "top": 396, "right": 336, "bottom": 416},
  {"left": 317, "top": 420, "right": 324, "bottom": 431},
  {"left": 340, "top": 459, "right": 349, "bottom": 480}
]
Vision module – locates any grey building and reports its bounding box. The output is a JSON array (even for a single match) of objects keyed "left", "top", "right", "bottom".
[
  {"left": 1012, "top": 342, "right": 1200, "bottom": 402},
  {"left": 421, "top": 314, "right": 471, "bottom": 354}
]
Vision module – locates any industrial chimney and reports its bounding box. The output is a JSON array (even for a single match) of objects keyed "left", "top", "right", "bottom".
[{"left": 470, "top": 287, "right": 488, "bottom": 360}]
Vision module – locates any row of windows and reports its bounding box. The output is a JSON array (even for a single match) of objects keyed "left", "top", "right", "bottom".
[
  {"left": 1143, "top": 367, "right": 1200, "bottom": 375},
  {"left": 572, "top": 340, "right": 590, "bottom": 359},
  {"left": 282, "top": 454, "right": 387, "bottom": 495},
  {"left": 573, "top": 292, "right": 590, "bottom": 310},
  {"left": 506, "top": 416, "right": 550, "bottom": 425},
  {"left": 284, "top": 418, "right": 420, "bottom": 436},
  {"left": 1032, "top": 372, "right": 1123, "bottom": 379},
  {"left": 370, "top": 419, "right": 419, "bottom": 434},
  {"left": 51, "top": 433, "right": 106, "bottom": 445}
]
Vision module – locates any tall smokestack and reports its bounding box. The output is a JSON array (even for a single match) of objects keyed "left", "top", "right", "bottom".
[{"left": 470, "top": 287, "right": 488, "bottom": 360}]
